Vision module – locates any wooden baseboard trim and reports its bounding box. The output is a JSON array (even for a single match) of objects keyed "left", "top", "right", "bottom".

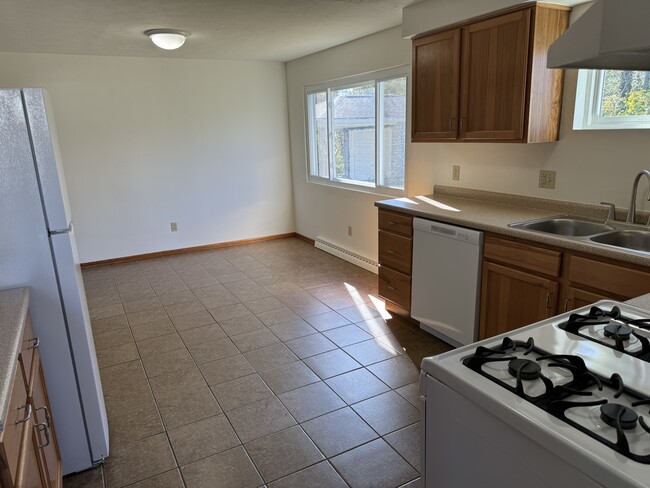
[
  {"left": 80, "top": 232, "right": 298, "bottom": 268},
  {"left": 294, "top": 233, "right": 315, "bottom": 245}
]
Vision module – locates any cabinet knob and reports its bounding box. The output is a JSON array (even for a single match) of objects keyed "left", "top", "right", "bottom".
[
  {"left": 460, "top": 117, "right": 466, "bottom": 132},
  {"left": 28, "top": 337, "right": 40, "bottom": 350},
  {"left": 545, "top": 291, "right": 552, "bottom": 309}
]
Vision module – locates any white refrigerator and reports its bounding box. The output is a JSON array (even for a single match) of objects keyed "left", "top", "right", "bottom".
[{"left": 0, "top": 88, "right": 109, "bottom": 474}]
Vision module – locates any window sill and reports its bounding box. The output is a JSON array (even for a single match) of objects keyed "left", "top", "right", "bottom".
[{"left": 307, "top": 176, "right": 406, "bottom": 198}]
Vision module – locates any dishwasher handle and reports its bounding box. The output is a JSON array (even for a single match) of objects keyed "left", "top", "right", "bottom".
[{"left": 413, "top": 218, "right": 482, "bottom": 245}]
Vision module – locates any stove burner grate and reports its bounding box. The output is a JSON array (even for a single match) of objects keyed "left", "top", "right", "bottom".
[
  {"left": 463, "top": 337, "right": 650, "bottom": 464},
  {"left": 558, "top": 306, "right": 650, "bottom": 361}
]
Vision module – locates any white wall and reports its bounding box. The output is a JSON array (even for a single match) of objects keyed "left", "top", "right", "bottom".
[
  {"left": 0, "top": 53, "right": 294, "bottom": 263},
  {"left": 286, "top": 21, "right": 650, "bottom": 262}
]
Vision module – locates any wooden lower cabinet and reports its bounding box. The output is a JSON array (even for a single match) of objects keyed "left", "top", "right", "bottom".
[
  {"left": 563, "top": 287, "right": 611, "bottom": 313},
  {"left": 479, "top": 261, "right": 558, "bottom": 339},
  {"left": 0, "top": 315, "right": 61, "bottom": 488}
]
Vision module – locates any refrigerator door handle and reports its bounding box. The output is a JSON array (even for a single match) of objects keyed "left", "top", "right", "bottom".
[{"left": 49, "top": 221, "right": 72, "bottom": 236}]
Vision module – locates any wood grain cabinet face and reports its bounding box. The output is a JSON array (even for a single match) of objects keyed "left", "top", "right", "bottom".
[
  {"left": 0, "top": 315, "right": 60, "bottom": 488},
  {"left": 412, "top": 29, "right": 461, "bottom": 141},
  {"left": 378, "top": 210, "right": 413, "bottom": 315},
  {"left": 479, "top": 261, "right": 558, "bottom": 339},
  {"left": 411, "top": 3, "right": 570, "bottom": 144},
  {"left": 460, "top": 10, "right": 530, "bottom": 141}
]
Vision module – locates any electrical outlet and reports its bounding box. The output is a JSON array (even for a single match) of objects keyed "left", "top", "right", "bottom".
[
  {"left": 538, "top": 170, "right": 556, "bottom": 190},
  {"left": 452, "top": 165, "right": 461, "bottom": 181},
  {"left": 347, "top": 226, "right": 352, "bottom": 237},
  {"left": 170, "top": 221, "right": 178, "bottom": 232}
]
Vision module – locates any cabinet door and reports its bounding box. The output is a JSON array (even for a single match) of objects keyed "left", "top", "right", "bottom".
[
  {"left": 460, "top": 9, "right": 531, "bottom": 141},
  {"left": 479, "top": 261, "right": 558, "bottom": 339},
  {"left": 16, "top": 418, "right": 46, "bottom": 488},
  {"left": 30, "top": 349, "right": 61, "bottom": 488},
  {"left": 412, "top": 29, "right": 461, "bottom": 141},
  {"left": 563, "top": 287, "right": 611, "bottom": 313}
]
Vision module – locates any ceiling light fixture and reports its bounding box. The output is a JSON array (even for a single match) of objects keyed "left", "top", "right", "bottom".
[{"left": 145, "top": 29, "right": 189, "bottom": 50}]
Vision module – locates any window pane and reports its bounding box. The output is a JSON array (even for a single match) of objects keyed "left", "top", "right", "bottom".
[
  {"left": 331, "top": 83, "right": 375, "bottom": 184},
  {"left": 599, "top": 70, "right": 650, "bottom": 117},
  {"left": 307, "top": 91, "right": 329, "bottom": 178},
  {"left": 378, "top": 77, "right": 407, "bottom": 189}
]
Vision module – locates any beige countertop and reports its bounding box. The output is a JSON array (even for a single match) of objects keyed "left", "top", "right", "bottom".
[
  {"left": 0, "top": 287, "right": 30, "bottom": 433},
  {"left": 375, "top": 188, "right": 650, "bottom": 268}
]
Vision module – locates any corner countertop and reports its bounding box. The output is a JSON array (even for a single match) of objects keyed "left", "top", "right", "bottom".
[
  {"left": 375, "top": 190, "right": 650, "bottom": 268},
  {"left": 0, "top": 287, "right": 30, "bottom": 433}
]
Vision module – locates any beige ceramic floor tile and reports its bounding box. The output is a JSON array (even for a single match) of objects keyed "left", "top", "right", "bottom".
[
  {"left": 225, "top": 397, "right": 296, "bottom": 443},
  {"left": 168, "top": 414, "right": 240, "bottom": 466},
  {"left": 130, "top": 317, "right": 176, "bottom": 341},
  {"left": 230, "top": 328, "right": 280, "bottom": 353},
  {"left": 94, "top": 328, "right": 134, "bottom": 351},
  {"left": 199, "top": 354, "right": 256, "bottom": 386},
  {"left": 330, "top": 439, "right": 418, "bottom": 488},
  {"left": 157, "top": 387, "right": 222, "bottom": 430},
  {"left": 268, "top": 320, "right": 317, "bottom": 342},
  {"left": 141, "top": 347, "right": 195, "bottom": 378},
  {"left": 171, "top": 310, "right": 216, "bottom": 331},
  {"left": 103, "top": 433, "right": 176, "bottom": 488},
  {"left": 367, "top": 355, "right": 420, "bottom": 390},
  {"left": 149, "top": 366, "right": 207, "bottom": 400},
  {"left": 284, "top": 334, "right": 337, "bottom": 359},
  {"left": 343, "top": 338, "right": 401, "bottom": 366},
  {"left": 125, "top": 469, "right": 184, "bottom": 488},
  {"left": 211, "top": 373, "right": 273, "bottom": 411},
  {"left": 351, "top": 391, "right": 419, "bottom": 436},
  {"left": 136, "top": 332, "right": 185, "bottom": 358},
  {"left": 258, "top": 361, "right": 320, "bottom": 395},
  {"left": 245, "top": 425, "right": 323, "bottom": 483},
  {"left": 181, "top": 446, "right": 263, "bottom": 488},
  {"left": 179, "top": 322, "right": 226, "bottom": 345},
  {"left": 325, "top": 368, "right": 390, "bottom": 405},
  {"left": 303, "top": 311, "right": 351, "bottom": 332},
  {"left": 302, "top": 407, "right": 378, "bottom": 457},
  {"left": 303, "top": 349, "right": 362, "bottom": 380},
  {"left": 277, "top": 382, "right": 345, "bottom": 423},
  {"left": 385, "top": 423, "right": 421, "bottom": 472},
  {"left": 322, "top": 324, "right": 373, "bottom": 347},
  {"left": 186, "top": 337, "right": 240, "bottom": 364},
  {"left": 96, "top": 342, "right": 140, "bottom": 369},
  {"left": 243, "top": 343, "right": 299, "bottom": 372},
  {"left": 91, "top": 314, "right": 129, "bottom": 336},
  {"left": 267, "top": 462, "right": 347, "bottom": 488}
]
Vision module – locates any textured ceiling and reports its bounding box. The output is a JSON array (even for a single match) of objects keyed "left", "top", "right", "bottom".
[{"left": 0, "top": 0, "right": 416, "bottom": 62}]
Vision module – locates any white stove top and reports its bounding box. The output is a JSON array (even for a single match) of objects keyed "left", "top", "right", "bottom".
[{"left": 421, "top": 300, "right": 650, "bottom": 488}]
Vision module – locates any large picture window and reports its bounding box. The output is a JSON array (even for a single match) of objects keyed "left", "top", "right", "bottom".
[
  {"left": 305, "top": 67, "right": 408, "bottom": 195},
  {"left": 574, "top": 69, "right": 650, "bottom": 130}
]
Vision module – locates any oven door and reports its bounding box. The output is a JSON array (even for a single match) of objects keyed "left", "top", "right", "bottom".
[{"left": 421, "top": 374, "right": 603, "bottom": 488}]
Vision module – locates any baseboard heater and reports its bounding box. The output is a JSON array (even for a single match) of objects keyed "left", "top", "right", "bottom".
[{"left": 314, "top": 237, "right": 378, "bottom": 274}]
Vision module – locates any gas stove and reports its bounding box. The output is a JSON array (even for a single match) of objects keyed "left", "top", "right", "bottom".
[{"left": 420, "top": 300, "right": 650, "bottom": 488}]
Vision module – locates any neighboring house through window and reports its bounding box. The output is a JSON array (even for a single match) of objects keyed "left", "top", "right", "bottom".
[
  {"left": 574, "top": 69, "right": 650, "bottom": 130},
  {"left": 305, "top": 66, "right": 408, "bottom": 196}
]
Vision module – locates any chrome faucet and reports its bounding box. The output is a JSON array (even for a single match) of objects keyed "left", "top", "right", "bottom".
[{"left": 626, "top": 170, "right": 650, "bottom": 224}]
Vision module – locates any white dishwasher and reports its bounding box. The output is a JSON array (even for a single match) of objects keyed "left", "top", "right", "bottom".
[{"left": 411, "top": 218, "right": 483, "bottom": 347}]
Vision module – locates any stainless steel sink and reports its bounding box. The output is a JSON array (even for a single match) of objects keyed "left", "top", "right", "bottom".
[
  {"left": 510, "top": 217, "right": 615, "bottom": 237},
  {"left": 510, "top": 215, "right": 650, "bottom": 255},
  {"left": 589, "top": 230, "right": 650, "bottom": 253}
]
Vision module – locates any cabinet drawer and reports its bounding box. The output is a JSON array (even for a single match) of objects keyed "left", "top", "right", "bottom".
[
  {"left": 569, "top": 256, "right": 650, "bottom": 299},
  {"left": 378, "top": 231, "right": 412, "bottom": 275},
  {"left": 379, "top": 267, "right": 411, "bottom": 311},
  {"left": 378, "top": 210, "right": 413, "bottom": 237},
  {"left": 483, "top": 236, "right": 561, "bottom": 277}
]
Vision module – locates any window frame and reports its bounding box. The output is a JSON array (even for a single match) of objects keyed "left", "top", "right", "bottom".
[
  {"left": 574, "top": 69, "right": 650, "bottom": 130},
  {"left": 304, "top": 66, "right": 409, "bottom": 197}
]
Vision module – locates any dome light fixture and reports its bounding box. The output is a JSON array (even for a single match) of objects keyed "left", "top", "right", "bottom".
[{"left": 145, "top": 29, "right": 189, "bottom": 50}]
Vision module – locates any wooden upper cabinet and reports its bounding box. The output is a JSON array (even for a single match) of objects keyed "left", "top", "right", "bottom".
[
  {"left": 412, "top": 29, "right": 461, "bottom": 141},
  {"left": 460, "top": 10, "right": 531, "bottom": 141},
  {"left": 412, "top": 3, "right": 570, "bottom": 143}
]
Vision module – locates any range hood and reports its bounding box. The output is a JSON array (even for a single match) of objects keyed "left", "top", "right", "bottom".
[{"left": 547, "top": 0, "right": 650, "bottom": 70}]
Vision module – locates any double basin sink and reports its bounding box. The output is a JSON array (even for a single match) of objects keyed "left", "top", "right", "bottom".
[{"left": 509, "top": 217, "right": 650, "bottom": 254}]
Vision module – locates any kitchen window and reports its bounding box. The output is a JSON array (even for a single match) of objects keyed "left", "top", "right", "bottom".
[
  {"left": 305, "top": 67, "right": 408, "bottom": 196},
  {"left": 574, "top": 69, "right": 650, "bottom": 130}
]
